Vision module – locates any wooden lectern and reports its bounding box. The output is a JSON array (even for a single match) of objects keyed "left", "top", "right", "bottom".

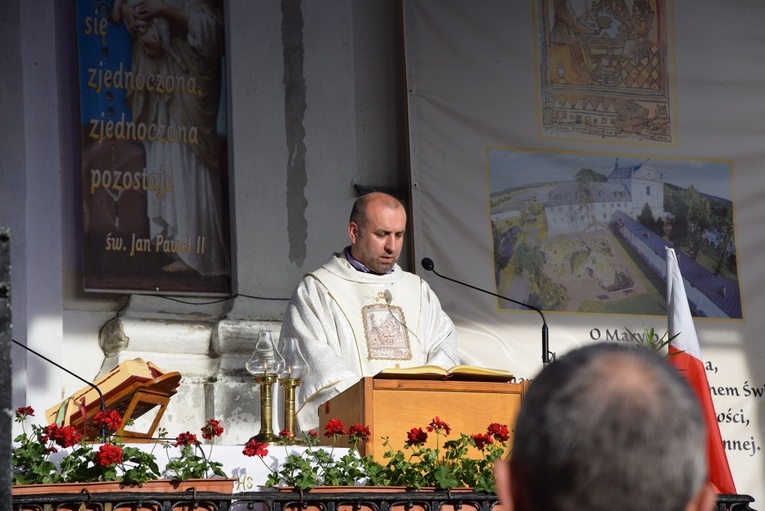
[{"left": 317, "top": 375, "right": 529, "bottom": 460}]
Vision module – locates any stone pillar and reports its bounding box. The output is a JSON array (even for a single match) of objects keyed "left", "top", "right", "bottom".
[{"left": 0, "top": 229, "right": 12, "bottom": 508}]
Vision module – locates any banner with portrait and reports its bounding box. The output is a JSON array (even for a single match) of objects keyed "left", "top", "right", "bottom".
[{"left": 76, "top": 0, "right": 230, "bottom": 295}]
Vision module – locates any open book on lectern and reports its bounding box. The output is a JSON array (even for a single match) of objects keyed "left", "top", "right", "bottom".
[{"left": 375, "top": 364, "right": 514, "bottom": 383}]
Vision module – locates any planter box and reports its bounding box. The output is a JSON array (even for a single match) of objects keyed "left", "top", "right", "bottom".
[
  {"left": 12, "top": 477, "right": 236, "bottom": 495},
  {"left": 12, "top": 478, "right": 236, "bottom": 511}
]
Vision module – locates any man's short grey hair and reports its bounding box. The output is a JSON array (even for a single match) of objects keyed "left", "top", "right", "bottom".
[{"left": 511, "top": 342, "right": 707, "bottom": 511}]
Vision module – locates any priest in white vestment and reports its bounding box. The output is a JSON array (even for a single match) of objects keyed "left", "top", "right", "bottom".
[{"left": 280, "top": 192, "right": 459, "bottom": 430}]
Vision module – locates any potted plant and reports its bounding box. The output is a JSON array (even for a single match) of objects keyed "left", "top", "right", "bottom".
[
  {"left": 12, "top": 406, "right": 235, "bottom": 495},
  {"left": 242, "top": 416, "right": 509, "bottom": 494}
]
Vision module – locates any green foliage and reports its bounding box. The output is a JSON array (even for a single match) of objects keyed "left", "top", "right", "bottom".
[
  {"left": 513, "top": 241, "right": 545, "bottom": 290},
  {"left": 637, "top": 202, "right": 657, "bottom": 231},
  {"left": 11, "top": 426, "right": 62, "bottom": 485},
  {"left": 251, "top": 419, "right": 509, "bottom": 493},
  {"left": 624, "top": 324, "right": 681, "bottom": 358},
  {"left": 119, "top": 446, "right": 162, "bottom": 484},
  {"left": 12, "top": 422, "right": 163, "bottom": 485},
  {"left": 58, "top": 443, "right": 102, "bottom": 483},
  {"left": 575, "top": 168, "right": 608, "bottom": 183},
  {"left": 163, "top": 443, "right": 226, "bottom": 481},
  {"left": 12, "top": 408, "right": 226, "bottom": 487}
]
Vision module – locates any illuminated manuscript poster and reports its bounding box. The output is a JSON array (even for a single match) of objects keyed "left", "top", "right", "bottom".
[
  {"left": 537, "top": 0, "right": 674, "bottom": 143},
  {"left": 77, "top": 0, "right": 230, "bottom": 294}
]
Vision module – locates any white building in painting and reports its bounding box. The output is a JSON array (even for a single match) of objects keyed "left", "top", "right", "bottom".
[{"left": 544, "top": 159, "right": 665, "bottom": 236}]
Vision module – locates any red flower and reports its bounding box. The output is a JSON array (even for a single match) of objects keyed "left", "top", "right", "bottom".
[
  {"left": 15, "top": 406, "right": 34, "bottom": 420},
  {"left": 307, "top": 430, "right": 318, "bottom": 439},
  {"left": 58, "top": 425, "right": 83, "bottom": 448},
  {"left": 42, "top": 423, "right": 82, "bottom": 448},
  {"left": 471, "top": 433, "right": 493, "bottom": 451},
  {"left": 279, "top": 429, "right": 294, "bottom": 440},
  {"left": 93, "top": 409, "right": 122, "bottom": 431},
  {"left": 174, "top": 431, "right": 199, "bottom": 447},
  {"left": 348, "top": 423, "right": 371, "bottom": 442},
  {"left": 427, "top": 416, "right": 451, "bottom": 436},
  {"left": 94, "top": 443, "right": 123, "bottom": 466},
  {"left": 324, "top": 418, "right": 346, "bottom": 438},
  {"left": 242, "top": 439, "right": 269, "bottom": 457},
  {"left": 201, "top": 419, "right": 224, "bottom": 440},
  {"left": 41, "top": 423, "right": 58, "bottom": 444},
  {"left": 487, "top": 422, "right": 509, "bottom": 442},
  {"left": 405, "top": 427, "right": 428, "bottom": 446}
]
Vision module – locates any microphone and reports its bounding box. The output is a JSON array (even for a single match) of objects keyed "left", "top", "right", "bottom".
[
  {"left": 421, "top": 257, "right": 553, "bottom": 366},
  {"left": 12, "top": 338, "right": 108, "bottom": 442},
  {"left": 382, "top": 289, "right": 421, "bottom": 345}
]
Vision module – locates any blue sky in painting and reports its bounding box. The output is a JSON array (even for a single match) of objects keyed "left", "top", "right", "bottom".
[{"left": 488, "top": 149, "right": 733, "bottom": 201}]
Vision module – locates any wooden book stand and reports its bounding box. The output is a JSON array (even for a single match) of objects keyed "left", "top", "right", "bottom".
[{"left": 45, "top": 359, "right": 181, "bottom": 442}]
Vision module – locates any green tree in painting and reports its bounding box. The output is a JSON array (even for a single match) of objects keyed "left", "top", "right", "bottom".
[
  {"left": 492, "top": 221, "right": 504, "bottom": 274},
  {"left": 713, "top": 215, "right": 734, "bottom": 276},
  {"left": 637, "top": 202, "right": 655, "bottom": 228},
  {"left": 513, "top": 241, "right": 545, "bottom": 290},
  {"left": 575, "top": 169, "right": 597, "bottom": 231},
  {"left": 685, "top": 186, "right": 711, "bottom": 260},
  {"left": 574, "top": 168, "right": 607, "bottom": 183},
  {"left": 637, "top": 202, "right": 664, "bottom": 236},
  {"left": 666, "top": 185, "right": 711, "bottom": 260}
]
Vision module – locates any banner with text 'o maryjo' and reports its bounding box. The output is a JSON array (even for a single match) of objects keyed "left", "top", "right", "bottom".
[
  {"left": 77, "top": 0, "right": 230, "bottom": 295},
  {"left": 404, "top": 0, "right": 765, "bottom": 501}
]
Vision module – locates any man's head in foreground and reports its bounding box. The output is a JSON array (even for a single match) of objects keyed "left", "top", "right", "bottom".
[{"left": 495, "top": 342, "right": 715, "bottom": 511}]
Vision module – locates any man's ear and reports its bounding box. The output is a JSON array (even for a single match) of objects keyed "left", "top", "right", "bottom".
[
  {"left": 493, "top": 460, "right": 514, "bottom": 511},
  {"left": 348, "top": 221, "right": 360, "bottom": 244},
  {"left": 685, "top": 482, "right": 715, "bottom": 511}
]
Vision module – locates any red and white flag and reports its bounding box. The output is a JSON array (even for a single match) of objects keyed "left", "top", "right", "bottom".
[{"left": 666, "top": 247, "right": 737, "bottom": 494}]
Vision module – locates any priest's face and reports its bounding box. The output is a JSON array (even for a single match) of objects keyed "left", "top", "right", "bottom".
[{"left": 349, "top": 201, "right": 406, "bottom": 274}]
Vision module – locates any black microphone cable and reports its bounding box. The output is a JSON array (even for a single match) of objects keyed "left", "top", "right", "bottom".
[{"left": 421, "top": 257, "right": 553, "bottom": 366}]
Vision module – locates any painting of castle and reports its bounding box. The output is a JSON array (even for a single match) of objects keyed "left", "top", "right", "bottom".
[{"left": 488, "top": 149, "right": 741, "bottom": 318}]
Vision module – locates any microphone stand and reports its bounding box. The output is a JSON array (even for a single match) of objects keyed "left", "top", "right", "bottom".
[
  {"left": 421, "top": 258, "right": 552, "bottom": 366},
  {"left": 12, "top": 339, "right": 108, "bottom": 442}
]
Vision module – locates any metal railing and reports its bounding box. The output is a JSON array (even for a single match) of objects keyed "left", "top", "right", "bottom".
[{"left": 11, "top": 489, "right": 756, "bottom": 511}]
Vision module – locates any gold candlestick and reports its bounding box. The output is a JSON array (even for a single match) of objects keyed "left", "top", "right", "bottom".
[
  {"left": 280, "top": 377, "right": 302, "bottom": 443},
  {"left": 252, "top": 373, "right": 280, "bottom": 443},
  {"left": 246, "top": 330, "right": 286, "bottom": 444}
]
